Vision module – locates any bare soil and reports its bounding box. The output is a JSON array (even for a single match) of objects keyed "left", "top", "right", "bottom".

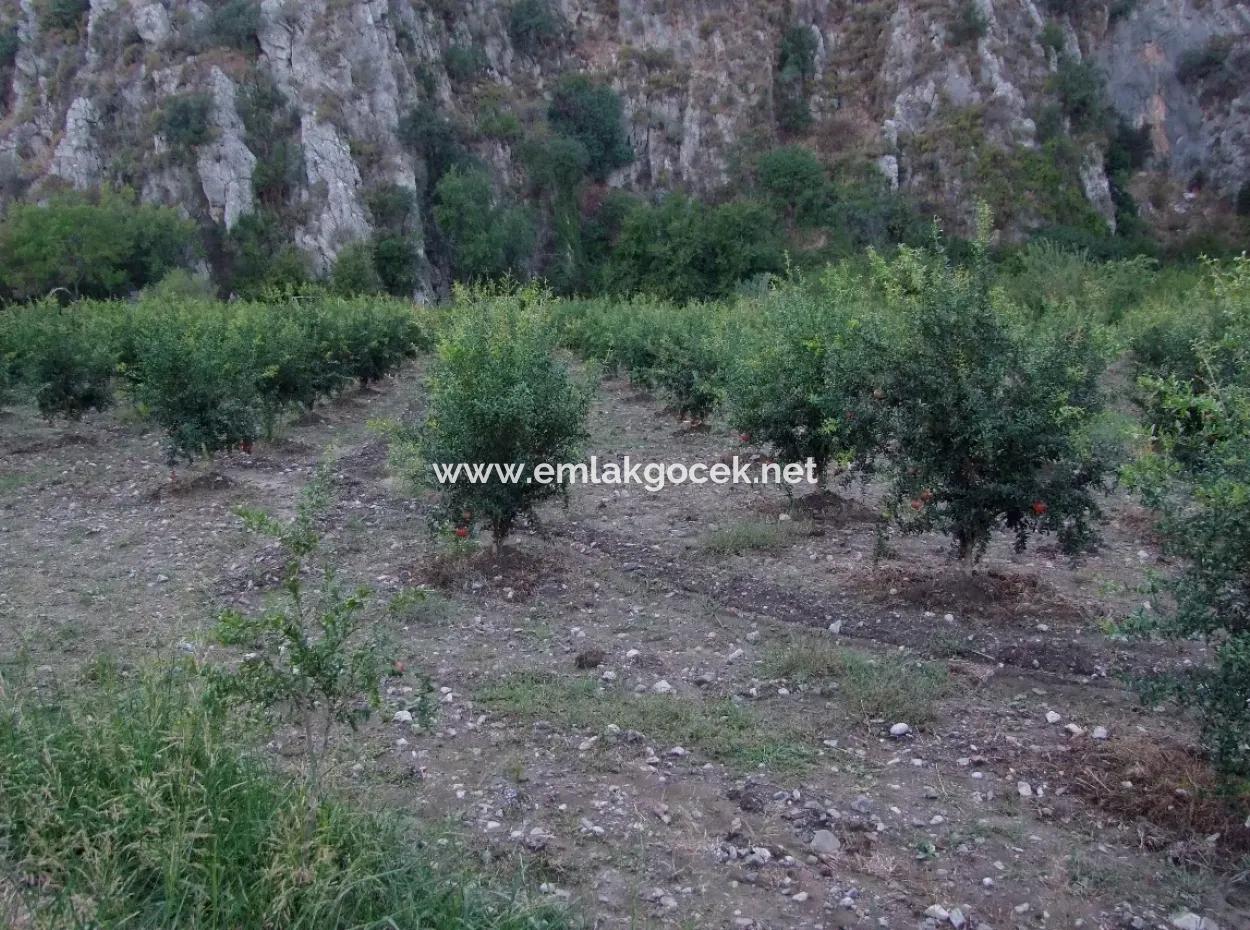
[{"left": 1, "top": 368, "right": 1246, "bottom": 930}]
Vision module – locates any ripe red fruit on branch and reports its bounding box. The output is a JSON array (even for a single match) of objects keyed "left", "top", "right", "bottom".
[
  {"left": 911, "top": 499, "right": 924, "bottom": 511},
  {"left": 739, "top": 433, "right": 751, "bottom": 443},
  {"left": 454, "top": 526, "right": 469, "bottom": 539},
  {"left": 1032, "top": 500, "right": 1048, "bottom": 516}
]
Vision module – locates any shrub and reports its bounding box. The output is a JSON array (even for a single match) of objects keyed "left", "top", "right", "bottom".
[
  {"left": 159, "top": 93, "right": 215, "bottom": 153},
  {"left": 38, "top": 0, "right": 88, "bottom": 32},
  {"left": 949, "top": 0, "right": 989, "bottom": 45},
  {"left": 224, "top": 210, "right": 310, "bottom": 298},
  {"left": 196, "top": 0, "right": 261, "bottom": 51},
  {"left": 433, "top": 166, "right": 535, "bottom": 282},
  {"left": 2, "top": 301, "right": 116, "bottom": 420},
  {"left": 648, "top": 303, "right": 726, "bottom": 422},
  {"left": 444, "top": 42, "right": 487, "bottom": 82},
  {"left": 0, "top": 189, "right": 196, "bottom": 300},
  {"left": 1127, "top": 375, "right": 1250, "bottom": 775},
  {"left": 398, "top": 103, "right": 466, "bottom": 191},
  {"left": 873, "top": 215, "right": 1111, "bottom": 559},
  {"left": 775, "top": 24, "right": 817, "bottom": 134},
  {"left": 388, "top": 286, "right": 591, "bottom": 548},
  {"left": 1050, "top": 56, "right": 1108, "bottom": 133},
  {"left": 367, "top": 183, "right": 419, "bottom": 233},
  {"left": 1039, "top": 20, "right": 1066, "bottom": 54},
  {"left": 508, "top": 0, "right": 566, "bottom": 55},
  {"left": 726, "top": 277, "right": 890, "bottom": 483},
  {"left": 548, "top": 74, "right": 632, "bottom": 182},
  {"left": 521, "top": 134, "right": 591, "bottom": 194},
  {"left": 756, "top": 145, "right": 828, "bottom": 225},
  {"left": 372, "top": 234, "right": 423, "bottom": 296},
  {"left": 0, "top": 670, "right": 573, "bottom": 929},
  {"left": 607, "top": 195, "right": 783, "bottom": 301},
  {"left": 331, "top": 241, "right": 385, "bottom": 296},
  {"left": 127, "top": 308, "right": 262, "bottom": 462},
  {"left": 210, "top": 474, "right": 386, "bottom": 796}
]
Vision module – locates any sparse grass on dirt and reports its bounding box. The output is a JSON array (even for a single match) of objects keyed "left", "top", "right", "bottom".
[
  {"left": 478, "top": 673, "right": 819, "bottom": 772},
  {"left": 763, "top": 637, "right": 951, "bottom": 725},
  {"left": 0, "top": 667, "right": 573, "bottom": 930},
  {"left": 701, "top": 519, "right": 805, "bottom": 554}
]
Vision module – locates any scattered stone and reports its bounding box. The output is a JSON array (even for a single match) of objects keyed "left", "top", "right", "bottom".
[
  {"left": 925, "top": 905, "right": 951, "bottom": 922},
  {"left": 1017, "top": 781, "right": 1033, "bottom": 798},
  {"left": 889, "top": 722, "right": 912, "bottom": 738},
  {"left": 1092, "top": 725, "right": 1109, "bottom": 740},
  {"left": 392, "top": 710, "right": 413, "bottom": 723},
  {"left": 578, "top": 736, "right": 599, "bottom": 751},
  {"left": 810, "top": 829, "right": 841, "bottom": 856},
  {"left": 828, "top": 620, "right": 842, "bottom": 635},
  {"left": 651, "top": 679, "right": 674, "bottom": 694},
  {"left": 792, "top": 891, "right": 809, "bottom": 903},
  {"left": 746, "top": 630, "right": 761, "bottom": 643},
  {"left": 1045, "top": 710, "right": 1062, "bottom": 724},
  {"left": 1064, "top": 723, "right": 1085, "bottom": 737},
  {"left": 1171, "top": 913, "right": 1220, "bottom": 930},
  {"left": 949, "top": 907, "right": 966, "bottom": 928}
]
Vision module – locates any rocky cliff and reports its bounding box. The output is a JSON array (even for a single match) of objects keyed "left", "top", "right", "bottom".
[{"left": 1, "top": 0, "right": 1247, "bottom": 294}]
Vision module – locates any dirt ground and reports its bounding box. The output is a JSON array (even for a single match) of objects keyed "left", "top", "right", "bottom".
[{"left": 1, "top": 363, "right": 1246, "bottom": 930}]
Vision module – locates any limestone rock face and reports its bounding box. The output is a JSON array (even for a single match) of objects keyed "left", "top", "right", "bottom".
[
  {"left": 2, "top": 0, "right": 1246, "bottom": 294},
  {"left": 196, "top": 68, "right": 256, "bottom": 231}
]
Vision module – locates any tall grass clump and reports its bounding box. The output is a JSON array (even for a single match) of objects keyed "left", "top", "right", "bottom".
[{"left": 0, "top": 668, "right": 572, "bottom": 929}]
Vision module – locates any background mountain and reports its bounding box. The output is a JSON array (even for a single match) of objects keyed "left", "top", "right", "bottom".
[{"left": 1, "top": 0, "right": 1247, "bottom": 297}]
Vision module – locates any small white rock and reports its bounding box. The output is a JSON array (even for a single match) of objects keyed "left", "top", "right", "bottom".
[
  {"left": 889, "top": 722, "right": 911, "bottom": 738},
  {"left": 392, "top": 710, "right": 413, "bottom": 723},
  {"left": 1092, "top": 725, "right": 1109, "bottom": 740},
  {"left": 652, "top": 679, "right": 674, "bottom": 694},
  {"left": 1045, "top": 710, "right": 1062, "bottom": 724}
]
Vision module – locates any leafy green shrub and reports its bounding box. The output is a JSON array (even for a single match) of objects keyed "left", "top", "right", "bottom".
[
  {"left": 126, "top": 307, "right": 262, "bottom": 462},
  {"left": 211, "top": 475, "right": 386, "bottom": 796},
  {"left": 756, "top": 146, "right": 828, "bottom": 225},
  {"left": 38, "top": 0, "right": 88, "bottom": 32},
  {"left": 873, "top": 219, "right": 1110, "bottom": 559},
  {"left": 508, "top": 0, "right": 566, "bottom": 55},
  {"left": 1050, "top": 56, "right": 1108, "bottom": 133},
  {"left": 237, "top": 71, "right": 303, "bottom": 207},
  {"left": 1039, "top": 21, "right": 1066, "bottom": 54},
  {"left": 0, "top": 669, "right": 572, "bottom": 929},
  {"left": 224, "top": 210, "right": 310, "bottom": 298},
  {"left": 607, "top": 195, "right": 783, "bottom": 301},
  {"left": 775, "top": 24, "right": 817, "bottom": 134},
  {"left": 196, "top": 0, "right": 261, "bottom": 51},
  {"left": 398, "top": 103, "right": 466, "bottom": 191},
  {"left": 1127, "top": 270, "right": 1250, "bottom": 775},
  {"left": 949, "top": 0, "right": 989, "bottom": 45},
  {"left": 548, "top": 74, "right": 632, "bottom": 182},
  {"left": 159, "top": 92, "right": 215, "bottom": 153},
  {"left": 726, "top": 277, "right": 890, "bottom": 483},
  {"left": 388, "top": 286, "right": 591, "bottom": 547},
  {"left": 2, "top": 301, "right": 116, "bottom": 420},
  {"left": 0, "top": 189, "right": 196, "bottom": 300},
  {"left": 331, "top": 241, "right": 385, "bottom": 296},
  {"left": 521, "top": 134, "right": 591, "bottom": 194},
  {"left": 444, "top": 42, "right": 488, "bottom": 82},
  {"left": 647, "top": 303, "right": 727, "bottom": 422},
  {"left": 433, "top": 167, "right": 535, "bottom": 282},
  {"left": 373, "top": 234, "right": 423, "bottom": 296}
]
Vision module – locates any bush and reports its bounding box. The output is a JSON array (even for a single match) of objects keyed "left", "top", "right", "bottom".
[
  {"left": 433, "top": 166, "right": 534, "bottom": 282},
  {"left": 331, "top": 241, "right": 385, "bottom": 296},
  {"left": 775, "top": 24, "right": 817, "bottom": 134},
  {"left": 389, "top": 286, "right": 591, "bottom": 547},
  {"left": 1050, "top": 56, "right": 1108, "bottom": 133},
  {"left": 726, "top": 277, "right": 889, "bottom": 483},
  {"left": 38, "top": 0, "right": 88, "bottom": 32},
  {"left": 1128, "top": 378, "right": 1250, "bottom": 774},
  {"left": 1176, "top": 39, "right": 1231, "bottom": 86},
  {"left": 607, "top": 195, "right": 784, "bottom": 301},
  {"left": 159, "top": 93, "right": 215, "bottom": 154},
  {"left": 873, "top": 217, "right": 1111, "bottom": 559},
  {"left": 196, "top": 0, "right": 261, "bottom": 51},
  {"left": 127, "top": 308, "right": 263, "bottom": 462},
  {"left": 0, "top": 669, "right": 573, "bottom": 929},
  {"left": 224, "top": 210, "right": 310, "bottom": 298},
  {"left": 1, "top": 301, "right": 116, "bottom": 420},
  {"left": 0, "top": 189, "right": 196, "bottom": 300},
  {"left": 521, "top": 134, "right": 591, "bottom": 195},
  {"left": 508, "top": 0, "right": 566, "bottom": 55},
  {"left": 548, "top": 74, "right": 632, "bottom": 182},
  {"left": 756, "top": 146, "right": 828, "bottom": 225},
  {"left": 398, "top": 103, "right": 466, "bottom": 191},
  {"left": 949, "top": 0, "right": 989, "bottom": 45},
  {"left": 444, "top": 42, "right": 488, "bottom": 82}
]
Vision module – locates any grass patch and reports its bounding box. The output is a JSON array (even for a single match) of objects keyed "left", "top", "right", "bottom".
[
  {"left": 0, "top": 668, "right": 572, "bottom": 930},
  {"left": 762, "top": 638, "right": 950, "bottom": 725},
  {"left": 0, "top": 470, "right": 35, "bottom": 495},
  {"left": 479, "top": 673, "right": 817, "bottom": 772},
  {"left": 702, "top": 519, "right": 800, "bottom": 554}
]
